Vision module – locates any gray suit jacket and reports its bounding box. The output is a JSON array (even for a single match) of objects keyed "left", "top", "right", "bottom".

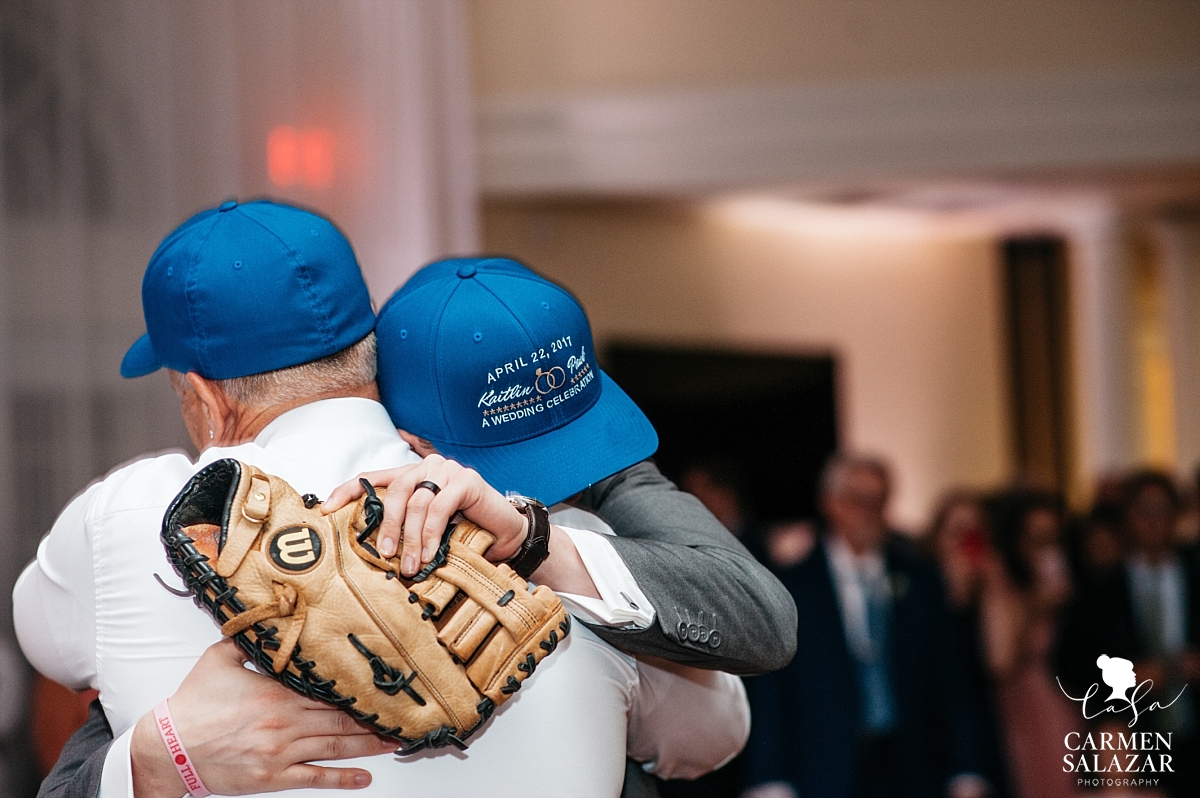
[
  {"left": 36, "top": 459, "right": 796, "bottom": 798},
  {"left": 575, "top": 460, "right": 796, "bottom": 674}
]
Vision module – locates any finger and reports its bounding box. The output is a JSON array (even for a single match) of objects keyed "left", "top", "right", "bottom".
[
  {"left": 322, "top": 466, "right": 416, "bottom": 514},
  {"left": 288, "top": 732, "right": 397, "bottom": 765},
  {"left": 379, "top": 475, "right": 416, "bottom": 562},
  {"left": 420, "top": 487, "right": 465, "bottom": 562},
  {"left": 409, "top": 460, "right": 462, "bottom": 564},
  {"left": 384, "top": 461, "right": 441, "bottom": 561},
  {"left": 322, "top": 477, "right": 369, "bottom": 514},
  {"left": 395, "top": 456, "right": 455, "bottom": 570},
  {"left": 280, "top": 764, "right": 375, "bottom": 790},
  {"left": 399, "top": 485, "right": 435, "bottom": 575},
  {"left": 207, "top": 636, "right": 250, "bottom": 666},
  {"left": 292, "top": 705, "right": 380, "bottom": 739}
]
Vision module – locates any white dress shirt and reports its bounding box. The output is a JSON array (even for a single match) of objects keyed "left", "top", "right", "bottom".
[
  {"left": 824, "top": 534, "right": 889, "bottom": 663},
  {"left": 14, "top": 397, "right": 747, "bottom": 797},
  {"left": 551, "top": 506, "right": 653, "bottom": 629},
  {"left": 548, "top": 506, "right": 748, "bottom": 779},
  {"left": 1127, "top": 553, "right": 1188, "bottom": 657}
]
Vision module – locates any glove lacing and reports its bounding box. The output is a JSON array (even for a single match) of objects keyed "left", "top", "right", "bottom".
[{"left": 221, "top": 582, "right": 307, "bottom": 673}]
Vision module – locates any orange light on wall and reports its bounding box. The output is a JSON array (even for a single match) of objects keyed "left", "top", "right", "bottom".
[{"left": 268, "top": 125, "right": 334, "bottom": 188}]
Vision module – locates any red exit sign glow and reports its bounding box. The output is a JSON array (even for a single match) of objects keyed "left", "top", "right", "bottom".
[{"left": 268, "top": 126, "right": 334, "bottom": 188}]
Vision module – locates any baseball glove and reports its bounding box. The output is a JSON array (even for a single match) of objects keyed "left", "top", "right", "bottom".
[{"left": 160, "top": 458, "right": 571, "bottom": 752}]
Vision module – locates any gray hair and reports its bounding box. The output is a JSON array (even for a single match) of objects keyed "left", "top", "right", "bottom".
[
  {"left": 219, "top": 332, "right": 377, "bottom": 409},
  {"left": 819, "top": 453, "right": 892, "bottom": 499}
]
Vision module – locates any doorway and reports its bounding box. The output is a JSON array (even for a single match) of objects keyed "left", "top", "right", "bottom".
[{"left": 603, "top": 343, "right": 839, "bottom": 524}]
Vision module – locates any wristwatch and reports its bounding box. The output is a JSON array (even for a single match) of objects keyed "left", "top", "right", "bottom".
[{"left": 504, "top": 494, "right": 551, "bottom": 579}]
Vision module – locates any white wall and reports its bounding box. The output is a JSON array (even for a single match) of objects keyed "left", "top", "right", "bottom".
[{"left": 468, "top": 0, "right": 1200, "bottom": 95}]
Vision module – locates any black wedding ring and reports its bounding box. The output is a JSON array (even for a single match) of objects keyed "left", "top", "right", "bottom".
[{"left": 414, "top": 480, "right": 441, "bottom": 496}]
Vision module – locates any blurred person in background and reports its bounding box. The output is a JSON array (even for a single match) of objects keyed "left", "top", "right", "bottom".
[
  {"left": 927, "top": 492, "right": 1012, "bottom": 798},
  {"left": 744, "top": 454, "right": 988, "bottom": 798},
  {"left": 1092, "top": 474, "right": 1127, "bottom": 512},
  {"left": 1179, "top": 465, "right": 1200, "bottom": 548},
  {"left": 983, "top": 491, "right": 1078, "bottom": 798},
  {"left": 760, "top": 519, "right": 817, "bottom": 573},
  {"left": 931, "top": 492, "right": 1010, "bottom": 616},
  {"left": 1057, "top": 470, "right": 1200, "bottom": 798},
  {"left": 1065, "top": 502, "right": 1126, "bottom": 586},
  {"left": 676, "top": 458, "right": 819, "bottom": 578},
  {"left": 679, "top": 459, "right": 751, "bottom": 541}
]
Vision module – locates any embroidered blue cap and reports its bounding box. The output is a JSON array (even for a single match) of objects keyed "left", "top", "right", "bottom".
[
  {"left": 120, "top": 199, "right": 376, "bottom": 380},
  {"left": 376, "top": 257, "right": 657, "bottom": 505}
]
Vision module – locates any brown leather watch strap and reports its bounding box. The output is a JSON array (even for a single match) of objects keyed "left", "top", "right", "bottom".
[{"left": 504, "top": 496, "right": 550, "bottom": 579}]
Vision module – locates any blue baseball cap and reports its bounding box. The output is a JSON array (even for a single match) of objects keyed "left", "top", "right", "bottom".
[
  {"left": 121, "top": 199, "right": 375, "bottom": 380},
  {"left": 376, "top": 257, "right": 658, "bottom": 505}
]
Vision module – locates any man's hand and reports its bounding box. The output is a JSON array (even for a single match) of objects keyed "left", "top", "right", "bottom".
[
  {"left": 130, "top": 639, "right": 394, "bottom": 798},
  {"left": 323, "top": 455, "right": 528, "bottom": 577}
]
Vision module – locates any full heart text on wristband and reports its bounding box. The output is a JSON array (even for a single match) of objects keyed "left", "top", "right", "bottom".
[{"left": 152, "top": 699, "right": 212, "bottom": 797}]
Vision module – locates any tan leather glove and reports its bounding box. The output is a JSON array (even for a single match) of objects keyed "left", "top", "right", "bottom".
[{"left": 162, "top": 458, "right": 570, "bottom": 753}]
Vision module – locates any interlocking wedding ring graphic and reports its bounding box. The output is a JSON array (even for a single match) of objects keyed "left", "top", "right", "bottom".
[{"left": 534, "top": 366, "right": 565, "bottom": 395}]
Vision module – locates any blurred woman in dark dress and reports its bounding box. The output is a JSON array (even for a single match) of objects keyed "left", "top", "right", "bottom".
[{"left": 929, "top": 492, "right": 1013, "bottom": 798}]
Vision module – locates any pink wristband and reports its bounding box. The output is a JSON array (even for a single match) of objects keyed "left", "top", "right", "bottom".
[{"left": 152, "top": 699, "right": 212, "bottom": 797}]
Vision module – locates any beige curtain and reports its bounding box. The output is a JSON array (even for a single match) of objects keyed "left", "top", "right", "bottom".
[{"left": 0, "top": 0, "right": 478, "bottom": 730}]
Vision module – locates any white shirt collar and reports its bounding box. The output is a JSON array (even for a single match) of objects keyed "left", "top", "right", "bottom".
[
  {"left": 1127, "top": 551, "right": 1181, "bottom": 577},
  {"left": 1126, "top": 552, "right": 1187, "bottom": 656},
  {"left": 192, "top": 396, "right": 416, "bottom": 498},
  {"left": 254, "top": 397, "right": 398, "bottom": 447},
  {"left": 825, "top": 533, "right": 889, "bottom": 660},
  {"left": 826, "top": 532, "right": 886, "bottom": 581}
]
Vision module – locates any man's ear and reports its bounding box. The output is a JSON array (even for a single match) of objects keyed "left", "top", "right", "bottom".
[
  {"left": 186, "top": 372, "right": 237, "bottom": 445},
  {"left": 397, "top": 428, "right": 439, "bottom": 457}
]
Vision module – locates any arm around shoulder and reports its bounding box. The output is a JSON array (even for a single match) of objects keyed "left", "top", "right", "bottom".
[{"left": 575, "top": 460, "right": 797, "bottom": 674}]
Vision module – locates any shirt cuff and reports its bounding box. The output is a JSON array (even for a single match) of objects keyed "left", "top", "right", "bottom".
[
  {"left": 554, "top": 526, "right": 655, "bottom": 629},
  {"left": 100, "top": 725, "right": 135, "bottom": 798}
]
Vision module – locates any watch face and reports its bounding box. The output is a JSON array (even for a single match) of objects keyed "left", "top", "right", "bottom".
[{"left": 507, "top": 493, "right": 545, "bottom": 510}]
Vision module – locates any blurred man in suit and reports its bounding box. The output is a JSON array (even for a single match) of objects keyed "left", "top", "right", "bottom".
[
  {"left": 744, "top": 454, "right": 987, "bottom": 798},
  {"left": 1056, "top": 470, "right": 1200, "bottom": 797}
]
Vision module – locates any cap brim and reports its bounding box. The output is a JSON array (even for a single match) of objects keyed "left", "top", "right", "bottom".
[
  {"left": 435, "top": 371, "right": 658, "bottom": 506},
  {"left": 120, "top": 333, "right": 162, "bottom": 378}
]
